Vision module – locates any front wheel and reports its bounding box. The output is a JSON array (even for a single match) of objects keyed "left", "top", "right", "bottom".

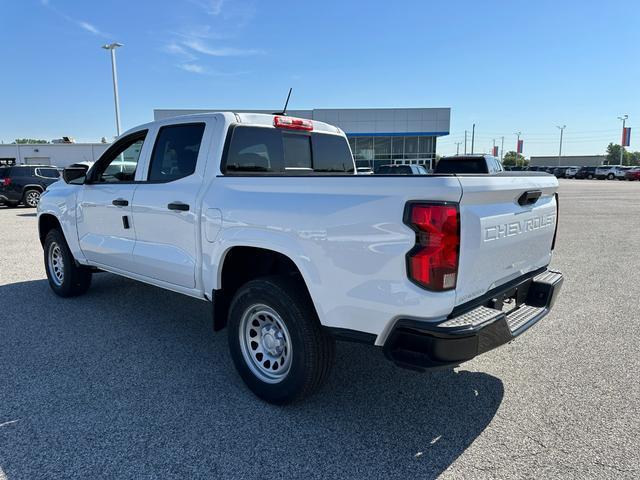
[
  {"left": 587, "top": 174, "right": 594, "bottom": 180},
  {"left": 227, "top": 275, "right": 335, "bottom": 404},
  {"left": 44, "top": 229, "right": 92, "bottom": 297},
  {"left": 607, "top": 173, "right": 615, "bottom": 180}
]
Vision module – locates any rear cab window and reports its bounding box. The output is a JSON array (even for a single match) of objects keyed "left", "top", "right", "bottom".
[
  {"left": 434, "top": 158, "right": 489, "bottom": 174},
  {"left": 223, "top": 126, "right": 354, "bottom": 175}
]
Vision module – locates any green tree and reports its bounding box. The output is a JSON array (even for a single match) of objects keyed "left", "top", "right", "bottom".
[
  {"left": 502, "top": 151, "right": 528, "bottom": 167},
  {"left": 12, "top": 138, "right": 49, "bottom": 144},
  {"left": 606, "top": 143, "right": 639, "bottom": 165}
]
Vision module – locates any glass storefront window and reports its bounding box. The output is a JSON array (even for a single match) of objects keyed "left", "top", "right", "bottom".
[
  {"left": 405, "top": 136, "right": 419, "bottom": 155},
  {"left": 354, "top": 137, "right": 373, "bottom": 160},
  {"left": 348, "top": 134, "right": 436, "bottom": 168},
  {"left": 374, "top": 137, "right": 391, "bottom": 156},
  {"left": 419, "top": 136, "right": 433, "bottom": 154}
]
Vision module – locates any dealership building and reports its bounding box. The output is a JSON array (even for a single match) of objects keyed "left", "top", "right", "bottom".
[
  {"left": 154, "top": 108, "right": 451, "bottom": 170},
  {"left": 0, "top": 143, "right": 109, "bottom": 169},
  {"left": 0, "top": 108, "right": 450, "bottom": 170}
]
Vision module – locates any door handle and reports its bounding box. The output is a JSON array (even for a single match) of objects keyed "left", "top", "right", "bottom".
[
  {"left": 112, "top": 198, "right": 129, "bottom": 207},
  {"left": 167, "top": 202, "right": 190, "bottom": 211}
]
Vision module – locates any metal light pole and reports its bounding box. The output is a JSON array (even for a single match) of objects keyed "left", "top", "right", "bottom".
[
  {"left": 500, "top": 136, "right": 504, "bottom": 162},
  {"left": 514, "top": 131, "right": 522, "bottom": 167},
  {"left": 556, "top": 125, "right": 566, "bottom": 166},
  {"left": 102, "top": 42, "right": 124, "bottom": 136},
  {"left": 464, "top": 130, "right": 468, "bottom": 155},
  {"left": 455, "top": 142, "right": 461, "bottom": 155},
  {"left": 618, "top": 115, "right": 628, "bottom": 165},
  {"left": 471, "top": 123, "right": 476, "bottom": 154}
]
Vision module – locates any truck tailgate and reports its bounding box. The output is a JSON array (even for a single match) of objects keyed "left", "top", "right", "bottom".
[{"left": 455, "top": 174, "right": 558, "bottom": 306}]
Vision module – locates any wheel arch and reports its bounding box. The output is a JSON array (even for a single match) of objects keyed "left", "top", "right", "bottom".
[
  {"left": 212, "top": 246, "right": 318, "bottom": 332},
  {"left": 22, "top": 184, "right": 44, "bottom": 194},
  {"left": 38, "top": 213, "right": 62, "bottom": 246}
]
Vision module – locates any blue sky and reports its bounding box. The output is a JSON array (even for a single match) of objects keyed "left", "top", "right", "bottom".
[{"left": 0, "top": 0, "right": 638, "bottom": 156}]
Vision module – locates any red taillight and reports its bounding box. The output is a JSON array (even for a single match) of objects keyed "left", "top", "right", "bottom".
[
  {"left": 273, "top": 115, "right": 313, "bottom": 131},
  {"left": 405, "top": 203, "right": 460, "bottom": 291},
  {"left": 1, "top": 178, "right": 10, "bottom": 186}
]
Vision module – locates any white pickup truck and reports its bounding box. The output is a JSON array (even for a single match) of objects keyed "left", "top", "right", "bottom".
[{"left": 37, "top": 112, "right": 563, "bottom": 404}]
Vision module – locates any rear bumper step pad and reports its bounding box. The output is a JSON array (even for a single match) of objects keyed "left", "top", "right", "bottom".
[{"left": 383, "top": 269, "right": 563, "bottom": 370}]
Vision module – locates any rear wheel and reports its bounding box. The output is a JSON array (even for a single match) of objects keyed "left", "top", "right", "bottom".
[
  {"left": 44, "top": 229, "right": 92, "bottom": 297},
  {"left": 587, "top": 173, "right": 594, "bottom": 180},
  {"left": 227, "top": 275, "right": 335, "bottom": 404},
  {"left": 607, "top": 173, "right": 615, "bottom": 180},
  {"left": 23, "top": 189, "right": 41, "bottom": 207}
]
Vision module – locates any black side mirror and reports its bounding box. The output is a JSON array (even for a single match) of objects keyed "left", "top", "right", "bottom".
[{"left": 62, "top": 165, "right": 89, "bottom": 184}]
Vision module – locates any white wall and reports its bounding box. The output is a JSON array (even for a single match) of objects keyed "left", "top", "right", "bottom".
[{"left": 0, "top": 143, "right": 110, "bottom": 168}]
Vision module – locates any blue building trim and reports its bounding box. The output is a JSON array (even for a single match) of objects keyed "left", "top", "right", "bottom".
[{"left": 345, "top": 131, "right": 449, "bottom": 137}]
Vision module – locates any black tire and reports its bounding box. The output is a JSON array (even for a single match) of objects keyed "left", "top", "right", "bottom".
[
  {"left": 23, "top": 188, "right": 41, "bottom": 207},
  {"left": 607, "top": 173, "right": 615, "bottom": 180},
  {"left": 227, "top": 275, "right": 335, "bottom": 404},
  {"left": 4, "top": 201, "right": 19, "bottom": 208},
  {"left": 44, "top": 228, "right": 92, "bottom": 297},
  {"left": 587, "top": 174, "right": 594, "bottom": 180}
]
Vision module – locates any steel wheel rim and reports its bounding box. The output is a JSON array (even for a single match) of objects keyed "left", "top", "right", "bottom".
[
  {"left": 239, "top": 304, "right": 292, "bottom": 384},
  {"left": 26, "top": 191, "right": 40, "bottom": 206},
  {"left": 48, "top": 242, "right": 64, "bottom": 286}
]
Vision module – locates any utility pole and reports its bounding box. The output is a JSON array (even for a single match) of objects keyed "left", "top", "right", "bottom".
[
  {"left": 455, "top": 142, "right": 462, "bottom": 155},
  {"left": 618, "top": 115, "right": 628, "bottom": 165},
  {"left": 556, "top": 125, "right": 566, "bottom": 166},
  {"left": 500, "top": 136, "right": 504, "bottom": 162},
  {"left": 464, "top": 130, "right": 468, "bottom": 155},
  {"left": 514, "top": 131, "right": 522, "bottom": 167},
  {"left": 471, "top": 123, "right": 476, "bottom": 154},
  {"left": 492, "top": 138, "right": 496, "bottom": 156},
  {"left": 102, "top": 42, "right": 124, "bottom": 136}
]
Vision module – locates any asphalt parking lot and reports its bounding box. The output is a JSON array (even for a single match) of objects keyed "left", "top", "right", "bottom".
[{"left": 0, "top": 180, "right": 639, "bottom": 479}]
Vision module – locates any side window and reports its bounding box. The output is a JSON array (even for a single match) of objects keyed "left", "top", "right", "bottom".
[
  {"left": 225, "top": 127, "right": 283, "bottom": 173},
  {"left": 36, "top": 168, "right": 60, "bottom": 179},
  {"left": 148, "top": 123, "right": 206, "bottom": 182},
  {"left": 92, "top": 133, "right": 146, "bottom": 183}
]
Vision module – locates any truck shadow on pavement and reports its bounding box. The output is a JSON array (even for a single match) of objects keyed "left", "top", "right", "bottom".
[{"left": 0, "top": 274, "right": 504, "bottom": 480}]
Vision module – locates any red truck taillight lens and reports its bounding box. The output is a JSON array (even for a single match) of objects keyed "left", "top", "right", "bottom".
[
  {"left": 404, "top": 203, "right": 460, "bottom": 291},
  {"left": 273, "top": 115, "right": 313, "bottom": 131},
  {"left": 1, "top": 178, "right": 10, "bottom": 186}
]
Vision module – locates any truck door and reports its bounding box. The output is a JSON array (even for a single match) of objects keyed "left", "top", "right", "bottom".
[
  {"left": 127, "top": 120, "right": 211, "bottom": 289},
  {"left": 77, "top": 131, "right": 148, "bottom": 271}
]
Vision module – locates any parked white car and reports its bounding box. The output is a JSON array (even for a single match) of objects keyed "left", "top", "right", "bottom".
[
  {"left": 564, "top": 166, "right": 579, "bottom": 178},
  {"left": 37, "top": 112, "right": 563, "bottom": 403},
  {"left": 595, "top": 165, "right": 624, "bottom": 180}
]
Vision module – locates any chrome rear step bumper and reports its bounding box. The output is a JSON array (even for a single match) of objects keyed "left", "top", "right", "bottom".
[{"left": 383, "top": 269, "right": 564, "bottom": 370}]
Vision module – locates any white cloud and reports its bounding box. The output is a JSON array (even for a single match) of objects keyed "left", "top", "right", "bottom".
[
  {"left": 40, "top": 1, "right": 108, "bottom": 37},
  {"left": 78, "top": 21, "right": 103, "bottom": 36},
  {"left": 164, "top": 42, "right": 197, "bottom": 60},
  {"left": 179, "top": 63, "right": 206, "bottom": 74},
  {"left": 183, "top": 39, "right": 263, "bottom": 56},
  {"left": 188, "top": 0, "right": 225, "bottom": 16}
]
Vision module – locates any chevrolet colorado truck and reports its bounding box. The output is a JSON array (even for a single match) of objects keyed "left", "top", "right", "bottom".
[{"left": 37, "top": 112, "right": 563, "bottom": 404}]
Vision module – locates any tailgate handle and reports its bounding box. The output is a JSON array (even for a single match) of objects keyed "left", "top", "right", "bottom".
[{"left": 518, "top": 190, "right": 542, "bottom": 206}]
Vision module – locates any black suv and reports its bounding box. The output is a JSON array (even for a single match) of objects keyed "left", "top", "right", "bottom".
[
  {"left": 0, "top": 165, "right": 60, "bottom": 207},
  {"left": 574, "top": 166, "right": 596, "bottom": 180}
]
